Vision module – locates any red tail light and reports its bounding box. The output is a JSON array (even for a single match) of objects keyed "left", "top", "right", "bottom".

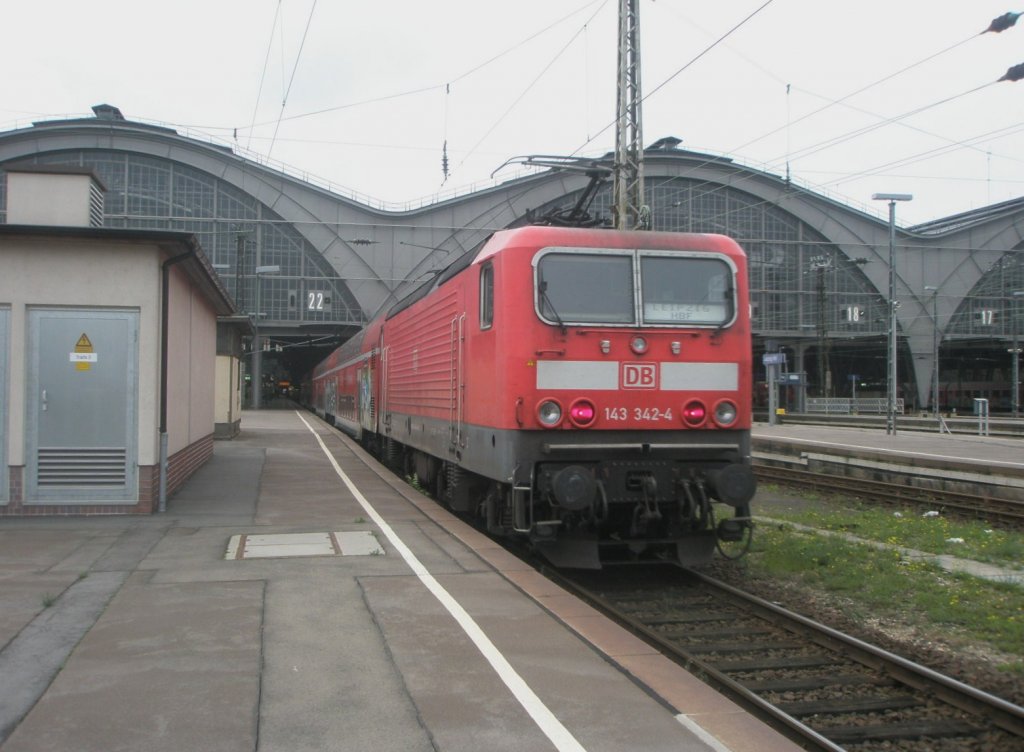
[
  {"left": 568, "top": 399, "right": 597, "bottom": 427},
  {"left": 682, "top": 400, "right": 707, "bottom": 426}
]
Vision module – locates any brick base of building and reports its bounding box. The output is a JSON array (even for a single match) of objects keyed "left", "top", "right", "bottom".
[{"left": 0, "top": 434, "right": 215, "bottom": 517}]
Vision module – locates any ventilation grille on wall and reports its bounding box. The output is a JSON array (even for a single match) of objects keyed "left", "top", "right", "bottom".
[{"left": 37, "top": 448, "right": 127, "bottom": 487}]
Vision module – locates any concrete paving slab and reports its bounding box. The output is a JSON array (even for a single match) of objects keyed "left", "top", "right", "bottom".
[
  {"left": 334, "top": 530, "right": 383, "bottom": 555},
  {"left": 0, "top": 572, "right": 84, "bottom": 649},
  {"left": 49, "top": 533, "right": 122, "bottom": 573},
  {"left": 258, "top": 572, "right": 433, "bottom": 752},
  {"left": 164, "top": 445, "right": 263, "bottom": 518},
  {"left": 360, "top": 573, "right": 559, "bottom": 752},
  {"left": 361, "top": 571, "right": 718, "bottom": 752},
  {"left": 1, "top": 580, "right": 264, "bottom": 752},
  {"left": 0, "top": 571, "right": 127, "bottom": 745},
  {"left": 0, "top": 529, "right": 90, "bottom": 574},
  {"left": 90, "top": 524, "right": 170, "bottom": 572}
]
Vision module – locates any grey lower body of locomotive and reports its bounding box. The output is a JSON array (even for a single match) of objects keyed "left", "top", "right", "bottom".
[{"left": 375, "top": 411, "right": 756, "bottom": 569}]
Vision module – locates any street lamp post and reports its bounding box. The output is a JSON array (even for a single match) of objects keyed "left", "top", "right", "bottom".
[
  {"left": 1013, "top": 291, "right": 1024, "bottom": 418},
  {"left": 872, "top": 193, "right": 912, "bottom": 435},
  {"left": 252, "top": 264, "right": 280, "bottom": 409},
  {"left": 925, "top": 285, "right": 939, "bottom": 415}
]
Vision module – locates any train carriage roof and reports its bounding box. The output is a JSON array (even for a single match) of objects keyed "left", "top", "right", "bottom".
[{"left": 385, "top": 234, "right": 493, "bottom": 320}]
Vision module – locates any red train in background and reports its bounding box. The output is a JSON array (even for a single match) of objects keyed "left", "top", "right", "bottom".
[{"left": 308, "top": 225, "right": 756, "bottom": 568}]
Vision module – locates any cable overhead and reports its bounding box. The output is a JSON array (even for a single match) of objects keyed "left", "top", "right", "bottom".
[
  {"left": 567, "top": 0, "right": 777, "bottom": 160},
  {"left": 454, "top": 3, "right": 605, "bottom": 180},
  {"left": 725, "top": 34, "right": 976, "bottom": 160},
  {"left": 828, "top": 121, "right": 1024, "bottom": 189},
  {"left": 157, "top": 6, "right": 1020, "bottom": 221},
  {"left": 449, "top": 0, "right": 606, "bottom": 85},
  {"left": 765, "top": 82, "right": 996, "bottom": 174},
  {"left": 640, "top": 10, "right": 1023, "bottom": 231},
  {"left": 268, "top": 0, "right": 318, "bottom": 159},
  {"left": 235, "top": 0, "right": 605, "bottom": 134},
  {"left": 247, "top": 1, "right": 282, "bottom": 150}
]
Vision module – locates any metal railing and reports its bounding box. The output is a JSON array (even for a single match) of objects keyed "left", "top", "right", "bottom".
[{"left": 805, "top": 397, "right": 904, "bottom": 415}]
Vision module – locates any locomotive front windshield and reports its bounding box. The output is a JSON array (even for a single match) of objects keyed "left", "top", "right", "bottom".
[{"left": 536, "top": 249, "right": 735, "bottom": 327}]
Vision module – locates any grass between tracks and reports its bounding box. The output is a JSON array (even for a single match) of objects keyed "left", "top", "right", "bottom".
[
  {"left": 758, "top": 497, "right": 1024, "bottom": 568},
  {"left": 734, "top": 488, "right": 1024, "bottom": 672}
]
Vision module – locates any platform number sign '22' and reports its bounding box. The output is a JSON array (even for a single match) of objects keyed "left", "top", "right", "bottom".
[
  {"left": 622, "top": 362, "right": 658, "bottom": 389},
  {"left": 307, "top": 292, "right": 326, "bottom": 311}
]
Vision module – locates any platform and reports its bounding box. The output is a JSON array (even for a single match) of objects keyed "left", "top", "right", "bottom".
[
  {"left": 752, "top": 420, "right": 1024, "bottom": 504},
  {"left": 0, "top": 409, "right": 800, "bottom": 752},
  {"left": 753, "top": 420, "right": 1024, "bottom": 471}
]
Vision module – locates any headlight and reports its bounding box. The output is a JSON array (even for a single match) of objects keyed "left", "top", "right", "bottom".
[
  {"left": 629, "top": 336, "right": 648, "bottom": 355},
  {"left": 537, "top": 399, "right": 563, "bottom": 427},
  {"left": 714, "top": 400, "right": 738, "bottom": 426}
]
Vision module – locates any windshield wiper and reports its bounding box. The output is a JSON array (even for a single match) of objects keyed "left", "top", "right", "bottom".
[{"left": 538, "top": 280, "right": 567, "bottom": 335}]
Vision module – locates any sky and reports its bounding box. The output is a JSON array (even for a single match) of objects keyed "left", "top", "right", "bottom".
[{"left": 3, "top": 0, "right": 1023, "bottom": 226}]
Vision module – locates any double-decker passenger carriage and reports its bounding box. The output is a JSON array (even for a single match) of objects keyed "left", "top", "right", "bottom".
[{"left": 310, "top": 225, "right": 755, "bottom": 568}]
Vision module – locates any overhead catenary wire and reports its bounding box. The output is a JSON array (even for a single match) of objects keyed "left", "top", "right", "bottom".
[
  {"left": 557, "top": 8, "right": 1018, "bottom": 231},
  {"left": 82, "top": 5, "right": 1024, "bottom": 222},
  {"left": 633, "top": 14, "right": 1014, "bottom": 229},
  {"left": 237, "top": 0, "right": 606, "bottom": 134},
  {"left": 267, "top": 0, "right": 318, "bottom": 159},
  {"left": 452, "top": 2, "right": 607, "bottom": 180},
  {"left": 568, "top": 0, "right": 777, "bottom": 158},
  {"left": 637, "top": 65, "right": 1018, "bottom": 234},
  {"left": 246, "top": 0, "right": 282, "bottom": 150}
]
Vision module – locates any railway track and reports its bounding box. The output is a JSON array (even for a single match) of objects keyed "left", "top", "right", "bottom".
[
  {"left": 753, "top": 464, "right": 1024, "bottom": 527},
  {"left": 558, "top": 566, "right": 1024, "bottom": 752}
]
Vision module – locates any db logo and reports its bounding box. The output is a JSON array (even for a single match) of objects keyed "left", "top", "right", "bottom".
[{"left": 622, "top": 362, "right": 658, "bottom": 389}]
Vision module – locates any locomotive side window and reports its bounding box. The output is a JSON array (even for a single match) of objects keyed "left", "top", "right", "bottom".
[
  {"left": 480, "top": 263, "right": 494, "bottom": 330},
  {"left": 537, "top": 253, "right": 635, "bottom": 324},
  {"left": 640, "top": 256, "right": 734, "bottom": 326}
]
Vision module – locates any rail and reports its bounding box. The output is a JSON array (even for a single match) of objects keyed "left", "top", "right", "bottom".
[{"left": 555, "top": 567, "right": 1024, "bottom": 751}]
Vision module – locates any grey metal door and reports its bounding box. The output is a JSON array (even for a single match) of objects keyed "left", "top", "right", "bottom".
[
  {"left": 26, "top": 308, "right": 138, "bottom": 502},
  {"left": 0, "top": 308, "right": 8, "bottom": 504}
]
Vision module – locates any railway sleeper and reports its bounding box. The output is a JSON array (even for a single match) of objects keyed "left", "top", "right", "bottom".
[
  {"left": 820, "top": 719, "right": 981, "bottom": 744},
  {"left": 683, "top": 640, "right": 805, "bottom": 654},
  {"left": 744, "top": 675, "right": 897, "bottom": 693},
  {"left": 713, "top": 654, "right": 840, "bottom": 672},
  {"left": 775, "top": 695, "right": 923, "bottom": 717}
]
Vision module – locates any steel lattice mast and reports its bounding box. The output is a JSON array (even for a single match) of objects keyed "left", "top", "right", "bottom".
[{"left": 614, "top": 0, "right": 648, "bottom": 230}]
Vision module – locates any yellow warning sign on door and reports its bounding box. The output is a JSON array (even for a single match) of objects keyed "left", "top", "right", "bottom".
[{"left": 71, "top": 333, "right": 97, "bottom": 371}]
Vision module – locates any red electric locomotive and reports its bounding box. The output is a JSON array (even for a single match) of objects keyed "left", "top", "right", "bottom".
[{"left": 310, "top": 225, "right": 755, "bottom": 568}]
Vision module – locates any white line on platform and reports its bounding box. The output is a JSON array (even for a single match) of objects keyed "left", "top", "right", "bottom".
[
  {"left": 675, "top": 715, "right": 736, "bottom": 752},
  {"left": 295, "top": 411, "right": 588, "bottom": 752}
]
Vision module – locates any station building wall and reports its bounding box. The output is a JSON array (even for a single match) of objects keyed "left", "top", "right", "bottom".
[{"left": 0, "top": 228, "right": 234, "bottom": 515}]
